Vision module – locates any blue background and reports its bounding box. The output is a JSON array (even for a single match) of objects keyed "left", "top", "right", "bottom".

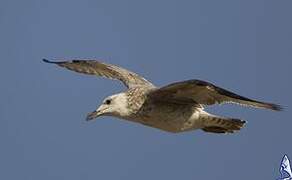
[{"left": 0, "top": 0, "right": 291, "bottom": 179}]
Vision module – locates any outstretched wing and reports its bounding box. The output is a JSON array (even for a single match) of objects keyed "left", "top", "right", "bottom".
[
  {"left": 149, "top": 79, "right": 282, "bottom": 111},
  {"left": 43, "top": 59, "right": 154, "bottom": 89}
]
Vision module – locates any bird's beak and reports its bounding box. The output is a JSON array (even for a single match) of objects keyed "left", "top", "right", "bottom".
[{"left": 86, "top": 106, "right": 107, "bottom": 121}]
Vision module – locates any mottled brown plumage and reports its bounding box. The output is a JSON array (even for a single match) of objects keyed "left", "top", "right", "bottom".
[
  {"left": 42, "top": 59, "right": 154, "bottom": 88},
  {"left": 43, "top": 59, "right": 282, "bottom": 134}
]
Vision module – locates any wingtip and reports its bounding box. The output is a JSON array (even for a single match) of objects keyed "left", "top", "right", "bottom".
[
  {"left": 42, "top": 59, "right": 62, "bottom": 64},
  {"left": 43, "top": 58, "right": 54, "bottom": 63},
  {"left": 270, "top": 104, "right": 284, "bottom": 111},
  {"left": 262, "top": 102, "right": 283, "bottom": 111}
]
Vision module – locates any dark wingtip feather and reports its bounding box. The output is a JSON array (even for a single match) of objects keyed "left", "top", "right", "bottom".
[
  {"left": 268, "top": 103, "right": 284, "bottom": 111},
  {"left": 43, "top": 58, "right": 53, "bottom": 63},
  {"left": 42, "top": 59, "right": 63, "bottom": 64}
]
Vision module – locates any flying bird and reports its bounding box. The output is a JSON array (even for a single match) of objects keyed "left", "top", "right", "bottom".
[{"left": 43, "top": 59, "right": 282, "bottom": 134}]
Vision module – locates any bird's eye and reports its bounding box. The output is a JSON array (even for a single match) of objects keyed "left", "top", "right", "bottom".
[{"left": 105, "top": 99, "right": 112, "bottom": 105}]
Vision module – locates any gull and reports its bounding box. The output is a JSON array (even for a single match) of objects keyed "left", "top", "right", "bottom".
[{"left": 43, "top": 59, "right": 282, "bottom": 134}]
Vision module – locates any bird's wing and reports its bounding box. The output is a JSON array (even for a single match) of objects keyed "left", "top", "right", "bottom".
[
  {"left": 149, "top": 79, "right": 282, "bottom": 111},
  {"left": 43, "top": 59, "right": 154, "bottom": 88}
]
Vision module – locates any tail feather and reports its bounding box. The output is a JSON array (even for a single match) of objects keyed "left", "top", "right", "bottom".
[{"left": 201, "top": 115, "right": 246, "bottom": 134}]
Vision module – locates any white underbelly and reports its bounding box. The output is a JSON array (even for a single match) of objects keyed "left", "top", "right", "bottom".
[{"left": 126, "top": 105, "right": 204, "bottom": 133}]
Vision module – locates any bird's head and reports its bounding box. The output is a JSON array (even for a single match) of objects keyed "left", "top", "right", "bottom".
[{"left": 86, "top": 92, "right": 130, "bottom": 121}]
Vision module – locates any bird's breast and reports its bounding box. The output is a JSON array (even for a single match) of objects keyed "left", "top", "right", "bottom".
[{"left": 127, "top": 102, "right": 201, "bottom": 133}]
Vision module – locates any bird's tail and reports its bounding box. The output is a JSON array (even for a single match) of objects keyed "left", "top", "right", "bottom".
[{"left": 200, "top": 114, "right": 246, "bottom": 134}]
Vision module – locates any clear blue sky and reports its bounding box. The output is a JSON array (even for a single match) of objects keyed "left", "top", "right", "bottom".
[{"left": 0, "top": 0, "right": 291, "bottom": 179}]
